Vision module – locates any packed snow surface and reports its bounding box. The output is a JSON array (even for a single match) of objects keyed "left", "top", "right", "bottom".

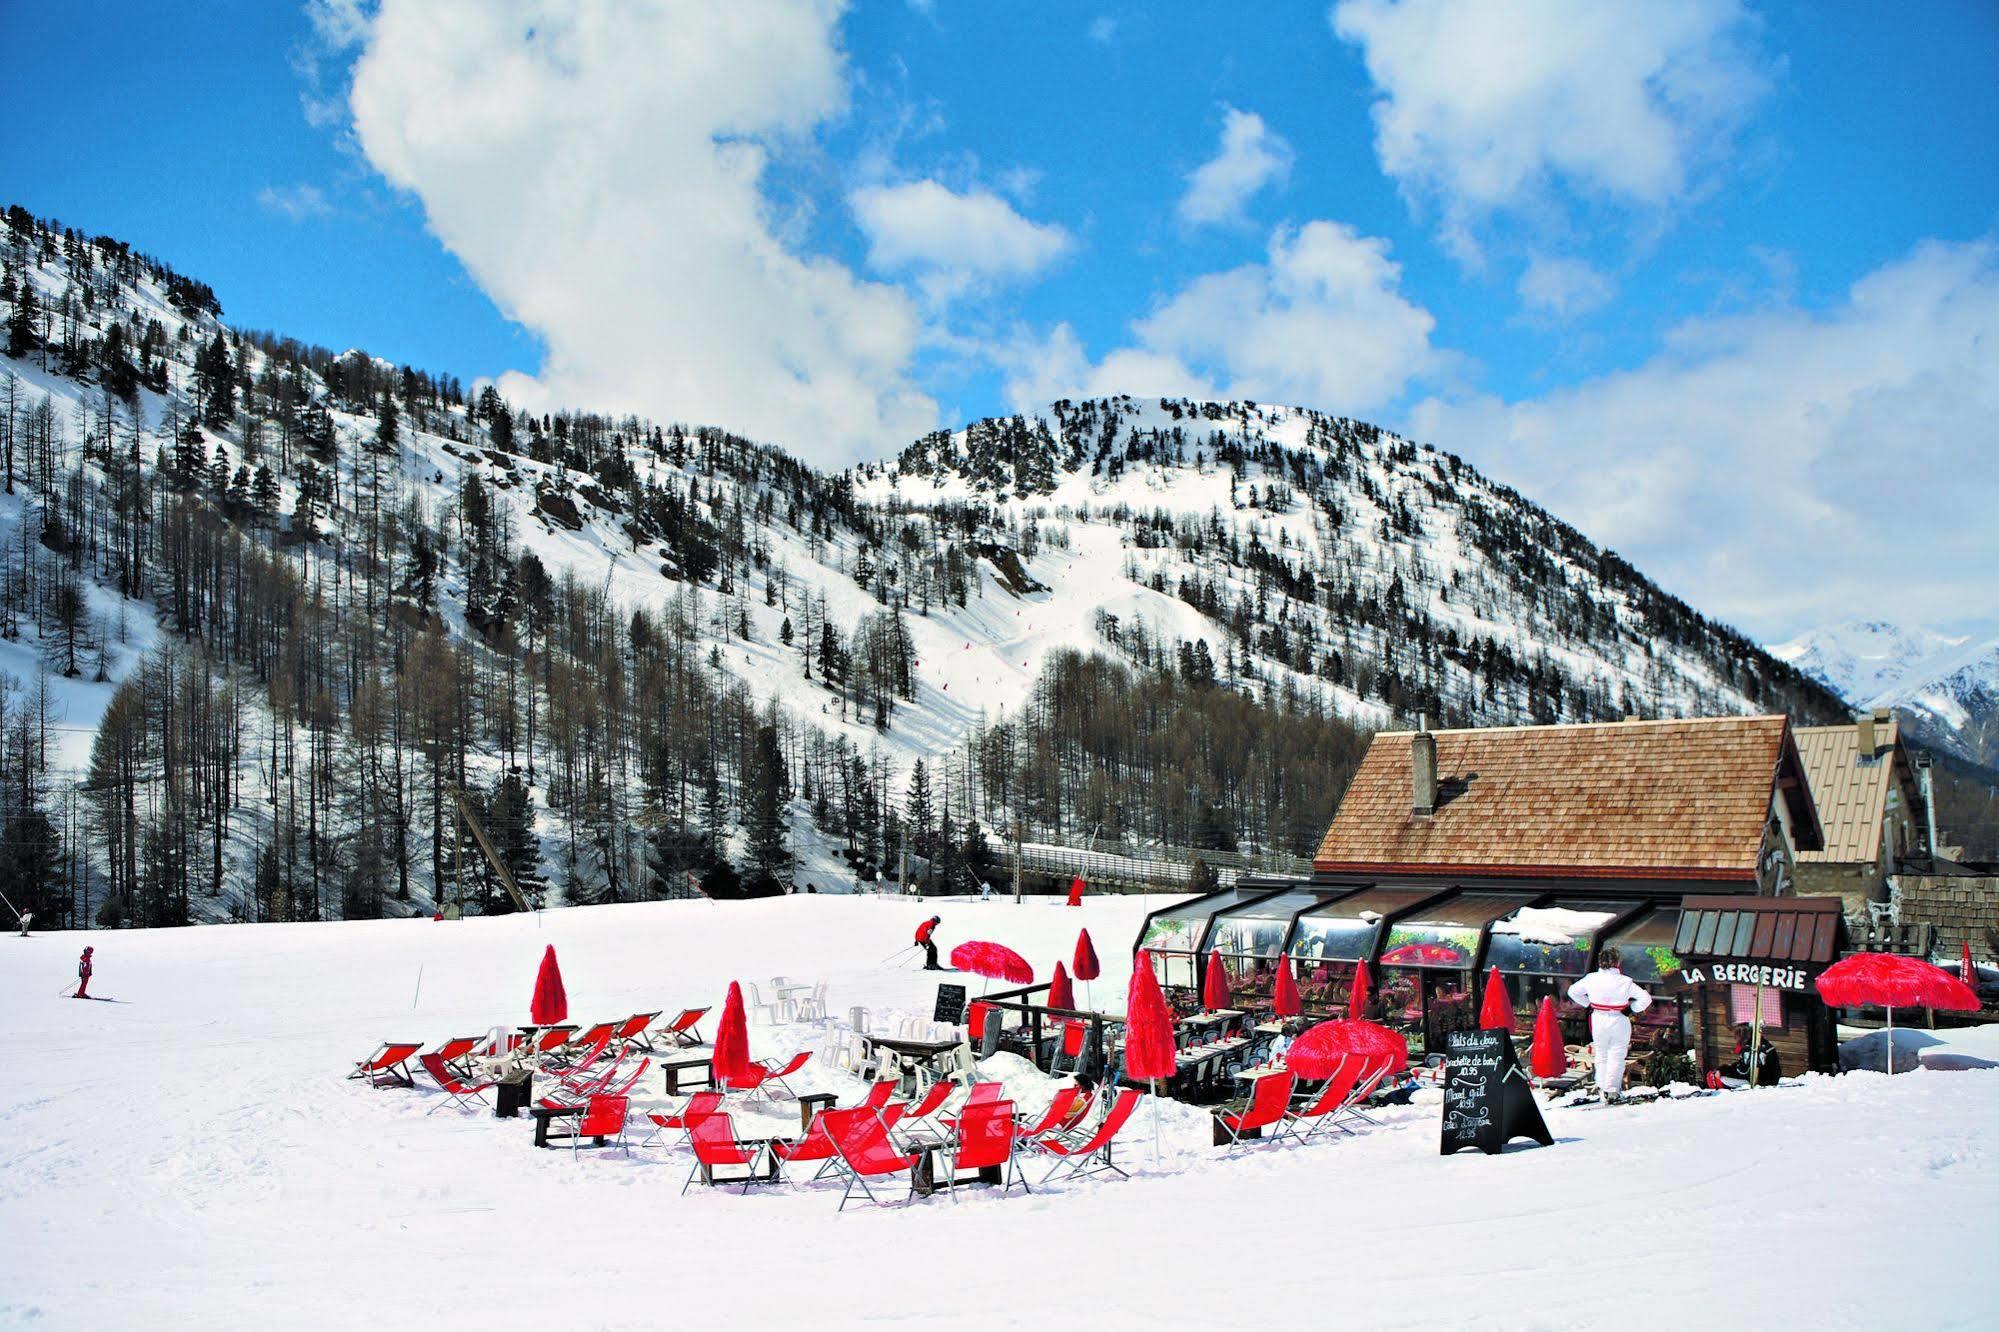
[{"left": 5, "top": 896, "right": 1998, "bottom": 1329}]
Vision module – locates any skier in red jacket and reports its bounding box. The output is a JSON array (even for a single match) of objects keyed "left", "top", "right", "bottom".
[
  {"left": 915, "top": 916, "right": 942, "bottom": 971},
  {"left": 75, "top": 946, "right": 93, "bottom": 999}
]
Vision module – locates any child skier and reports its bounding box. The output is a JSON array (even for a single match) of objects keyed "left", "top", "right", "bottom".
[
  {"left": 75, "top": 946, "right": 94, "bottom": 999},
  {"left": 915, "top": 916, "right": 943, "bottom": 971}
]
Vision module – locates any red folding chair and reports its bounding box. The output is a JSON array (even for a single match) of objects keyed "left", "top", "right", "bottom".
[
  {"left": 1277, "top": 1057, "right": 1364, "bottom": 1142},
  {"left": 860, "top": 1080, "right": 901, "bottom": 1113},
  {"left": 823, "top": 1107, "right": 920, "bottom": 1212},
  {"left": 350, "top": 1042, "right": 424, "bottom": 1088},
  {"left": 613, "top": 1011, "right": 663, "bottom": 1052},
  {"left": 551, "top": 1023, "right": 616, "bottom": 1069},
  {"left": 966, "top": 1081, "right": 1005, "bottom": 1106},
  {"left": 419, "top": 1052, "right": 496, "bottom": 1114},
  {"left": 682, "top": 1112, "right": 776, "bottom": 1195},
  {"left": 1037, "top": 1087, "right": 1142, "bottom": 1183},
  {"left": 571, "top": 1095, "right": 630, "bottom": 1156},
  {"left": 1327, "top": 1058, "right": 1396, "bottom": 1133},
  {"left": 1014, "top": 1086, "right": 1083, "bottom": 1141},
  {"left": 772, "top": 1111, "right": 846, "bottom": 1182},
  {"left": 642, "top": 1090, "right": 723, "bottom": 1148},
  {"left": 758, "top": 1051, "right": 812, "bottom": 1098},
  {"left": 1051, "top": 1021, "right": 1087, "bottom": 1075},
  {"left": 660, "top": 1008, "right": 709, "bottom": 1047},
  {"left": 431, "top": 1036, "right": 483, "bottom": 1077},
  {"left": 946, "top": 1099, "right": 1030, "bottom": 1199},
  {"left": 1214, "top": 1070, "right": 1294, "bottom": 1150}
]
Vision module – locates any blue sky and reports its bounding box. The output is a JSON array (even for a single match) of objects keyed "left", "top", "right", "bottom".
[{"left": 2, "top": 1, "right": 1995, "bottom": 637}]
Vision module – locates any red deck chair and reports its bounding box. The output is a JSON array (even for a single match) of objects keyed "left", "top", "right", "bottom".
[
  {"left": 531, "top": 1025, "right": 579, "bottom": 1062},
  {"left": 966, "top": 1081, "right": 1004, "bottom": 1106},
  {"left": 1327, "top": 1057, "right": 1396, "bottom": 1133},
  {"left": 1214, "top": 1070, "right": 1295, "bottom": 1150},
  {"left": 551, "top": 1024, "right": 616, "bottom": 1069},
  {"left": 682, "top": 1111, "right": 776, "bottom": 1195},
  {"left": 889, "top": 1080, "right": 955, "bottom": 1148},
  {"left": 758, "top": 1051, "right": 813, "bottom": 1098},
  {"left": 419, "top": 1052, "right": 496, "bottom": 1114},
  {"left": 1051, "top": 1021, "right": 1087, "bottom": 1075},
  {"left": 860, "top": 1080, "right": 901, "bottom": 1113},
  {"left": 1277, "top": 1056, "right": 1364, "bottom": 1143},
  {"left": 660, "top": 1007, "right": 709, "bottom": 1048},
  {"left": 431, "top": 1036, "right": 483, "bottom": 1076},
  {"left": 1037, "top": 1087, "right": 1142, "bottom": 1183},
  {"left": 613, "top": 1011, "right": 663, "bottom": 1052},
  {"left": 823, "top": 1107, "right": 920, "bottom": 1212},
  {"left": 642, "top": 1090, "right": 723, "bottom": 1148},
  {"left": 571, "top": 1095, "right": 631, "bottom": 1156},
  {"left": 1015, "top": 1086, "right": 1083, "bottom": 1141},
  {"left": 946, "top": 1099, "right": 1029, "bottom": 1199},
  {"left": 350, "top": 1041, "right": 424, "bottom": 1088},
  {"left": 772, "top": 1110, "right": 846, "bottom": 1182}
]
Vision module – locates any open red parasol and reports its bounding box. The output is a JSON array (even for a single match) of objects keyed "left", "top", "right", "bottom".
[
  {"left": 1478, "top": 966, "right": 1516, "bottom": 1032},
  {"left": 1202, "top": 951, "right": 1232, "bottom": 1011},
  {"left": 1530, "top": 996, "right": 1567, "bottom": 1079},
  {"left": 1273, "top": 958, "right": 1302, "bottom": 1019},
  {"left": 529, "top": 944, "right": 567, "bottom": 1025},
  {"left": 712, "top": 981, "right": 753, "bottom": 1085},
  {"left": 1072, "top": 929, "right": 1101, "bottom": 981},
  {"left": 1048, "top": 960, "right": 1075, "bottom": 1011},
  {"left": 1286, "top": 1018, "right": 1408, "bottom": 1080},
  {"left": 1381, "top": 941, "right": 1466, "bottom": 966},
  {"left": 1123, "top": 950, "right": 1177, "bottom": 1081},
  {"left": 951, "top": 940, "right": 1034, "bottom": 985},
  {"left": 1816, "top": 952, "right": 1979, "bottom": 1074},
  {"left": 1348, "top": 958, "right": 1373, "bottom": 1019}
]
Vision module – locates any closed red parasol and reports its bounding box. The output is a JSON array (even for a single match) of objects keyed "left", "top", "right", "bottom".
[
  {"left": 530, "top": 944, "right": 567, "bottom": 1025},
  {"left": 1202, "top": 951, "right": 1232, "bottom": 1011},
  {"left": 1048, "top": 960, "right": 1075, "bottom": 1011},
  {"left": 951, "top": 940, "right": 1034, "bottom": 985},
  {"left": 1273, "top": 959, "right": 1302, "bottom": 1018},
  {"left": 1286, "top": 1018, "right": 1408, "bottom": 1080},
  {"left": 1964, "top": 942, "right": 1979, "bottom": 993},
  {"left": 1530, "top": 996, "right": 1567, "bottom": 1079},
  {"left": 1067, "top": 875, "right": 1086, "bottom": 907},
  {"left": 1816, "top": 952, "right": 1979, "bottom": 1075},
  {"left": 1072, "top": 929, "right": 1101, "bottom": 981},
  {"left": 712, "top": 981, "right": 753, "bottom": 1085},
  {"left": 1478, "top": 966, "right": 1516, "bottom": 1032},
  {"left": 1348, "top": 959, "right": 1373, "bottom": 1019},
  {"left": 1123, "top": 950, "right": 1177, "bottom": 1082}
]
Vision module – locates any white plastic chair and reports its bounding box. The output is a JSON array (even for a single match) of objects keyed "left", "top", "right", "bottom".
[
  {"left": 746, "top": 982, "right": 790, "bottom": 1025},
  {"left": 794, "top": 981, "right": 829, "bottom": 1024}
]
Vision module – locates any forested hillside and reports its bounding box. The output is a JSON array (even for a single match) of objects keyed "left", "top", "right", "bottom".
[{"left": 0, "top": 205, "right": 1844, "bottom": 927}]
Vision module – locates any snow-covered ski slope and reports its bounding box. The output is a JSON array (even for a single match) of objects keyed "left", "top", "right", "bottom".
[{"left": 4, "top": 895, "right": 1996, "bottom": 1329}]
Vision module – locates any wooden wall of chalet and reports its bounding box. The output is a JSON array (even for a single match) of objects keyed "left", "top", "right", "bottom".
[{"left": 1692, "top": 984, "right": 1839, "bottom": 1078}]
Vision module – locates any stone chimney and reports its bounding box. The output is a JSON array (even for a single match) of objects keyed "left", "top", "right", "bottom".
[{"left": 1411, "top": 713, "right": 1438, "bottom": 816}]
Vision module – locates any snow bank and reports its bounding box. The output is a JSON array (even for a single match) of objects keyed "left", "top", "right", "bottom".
[{"left": 4, "top": 896, "right": 1998, "bottom": 1329}]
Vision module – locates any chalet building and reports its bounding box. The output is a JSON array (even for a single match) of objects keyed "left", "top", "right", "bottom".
[
  {"left": 1792, "top": 709, "right": 1930, "bottom": 917},
  {"left": 1140, "top": 715, "right": 1849, "bottom": 1084}
]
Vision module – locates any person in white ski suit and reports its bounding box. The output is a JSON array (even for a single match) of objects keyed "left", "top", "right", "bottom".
[{"left": 1567, "top": 947, "right": 1652, "bottom": 1097}]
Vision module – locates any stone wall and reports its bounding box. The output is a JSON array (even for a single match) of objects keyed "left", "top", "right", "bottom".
[
  {"left": 1892, "top": 872, "right": 1999, "bottom": 957},
  {"left": 1797, "top": 861, "right": 1889, "bottom": 917}
]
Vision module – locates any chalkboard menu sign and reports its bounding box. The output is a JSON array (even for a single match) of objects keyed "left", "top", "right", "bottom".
[
  {"left": 933, "top": 983, "right": 969, "bottom": 1025},
  {"left": 1440, "top": 1029, "right": 1553, "bottom": 1156}
]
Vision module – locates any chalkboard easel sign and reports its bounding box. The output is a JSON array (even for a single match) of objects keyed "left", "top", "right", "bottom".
[
  {"left": 1441, "top": 1029, "right": 1553, "bottom": 1156},
  {"left": 933, "top": 982, "right": 969, "bottom": 1025}
]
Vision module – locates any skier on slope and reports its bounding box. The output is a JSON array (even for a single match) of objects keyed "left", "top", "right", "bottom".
[
  {"left": 1567, "top": 946, "right": 1651, "bottom": 1101},
  {"left": 915, "top": 915, "right": 943, "bottom": 971},
  {"left": 75, "top": 946, "right": 94, "bottom": 999}
]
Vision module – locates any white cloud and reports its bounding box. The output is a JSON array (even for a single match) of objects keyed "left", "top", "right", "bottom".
[
  {"left": 1178, "top": 106, "right": 1294, "bottom": 228},
  {"left": 1516, "top": 254, "right": 1614, "bottom": 318},
  {"left": 257, "top": 183, "right": 331, "bottom": 221},
  {"left": 849, "top": 180, "right": 1072, "bottom": 302},
  {"left": 1004, "top": 220, "right": 1435, "bottom": 413},
  {"left": 322, "top": 0, "right": 934, "bottom": 465},
  {"left": 1332, "top": 0, "right": 1769, "bottom": 257},
  {"left": 1409, "top": 239, "right": 1999, "bottom": 637},
  {"left": 1087, "top": 16, "right": 1118, "bottom": 46}
]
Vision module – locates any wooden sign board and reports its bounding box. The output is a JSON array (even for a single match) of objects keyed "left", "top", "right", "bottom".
[
  {"left": 933, "top": 983, "right": 968, "bottom": 1025},
  {"left": 1441, "top": 1029, "right": 1553, "bottom": 1156},
  {"left": 1669, "top": 959, "right": 1823, "bottom": 994}
]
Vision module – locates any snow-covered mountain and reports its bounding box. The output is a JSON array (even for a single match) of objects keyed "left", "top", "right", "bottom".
[
  {"left": 0, "top": 204, "right": 1845, "bottom": 926},
  {"left": 1772, "top": 619, "right": 1999, "bottom": 767}
]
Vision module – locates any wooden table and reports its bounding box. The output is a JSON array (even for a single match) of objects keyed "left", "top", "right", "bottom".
[
  {"left": 530, "top": 1104, "right": 581, "bottom": 1148},
  {"left": 865, "top": 1034, "right": 961, "bottom": 1091},
  {"left": 660, "top": 1052, "right": 714, "bottom": 1095},
  {"left": 797, "top": 1091, "right": 837, "bottom": 1132}
]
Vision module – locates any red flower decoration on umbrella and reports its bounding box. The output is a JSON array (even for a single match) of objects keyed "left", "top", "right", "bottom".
[
  {"left": 1048, "top": 960, "right": 1075, "bottom": 1011},
  {"left": 712, "top": 981, "right": 753, "bottom": 1085},
  {"left": 951, "top": 940, "right": 1034, "bottom": 985},
  {"left": 1072, "top": 929, "right": 1101, "bottom": 982},
  {"left": 530, "top": 944, "right": 567, "bottom": 1025},
  {"left": 1478, "top": 966, "right": 1516, "bottom": 1032},
  {"left": 1273, "top": 959, "right": 1302, "bottom": 1019},
  {"left": 1202, "top": 951, "right": 1232, "bottom": 1011},
  {"left": 1123, "top": 950, "right": 1178, "bottom": 1082},
  {"left": 1348, "top": 959, "right": 1373, "bottom": 1019},
  {"left": 1530, "top": 996, "right": 1567, "bottom": 1079},
  {"left": 1286, "top": 1019, "right": 1408, "bottom": 1080}
]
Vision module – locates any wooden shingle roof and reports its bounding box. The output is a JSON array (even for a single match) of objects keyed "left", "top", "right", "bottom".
[
  {"left": 1793, "top": 720, "right": 1910, "bottom": 865},
  {"left": 1315, "top": 716, "right": 1821, "bottom": 881}
]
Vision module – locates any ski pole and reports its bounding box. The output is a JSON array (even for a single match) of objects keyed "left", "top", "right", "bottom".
[{"left": 878, "top": 943, "right": 918, "bottom": 966}]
